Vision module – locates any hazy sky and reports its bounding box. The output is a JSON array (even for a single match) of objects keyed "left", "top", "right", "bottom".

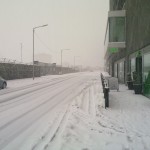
[{"left": 0, "top": 0, "right": 109, "bottom": 67}]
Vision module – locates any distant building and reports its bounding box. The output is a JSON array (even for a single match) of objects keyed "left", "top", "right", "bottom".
[
  {"left": 35, "top": 53, "right": 51, "bottom": 64},
  {"left": 104, "top": 0, "right": 150, "bottom": 98},
  {"left": 34, "top": 61, "right": 51, "bottom": 66}
]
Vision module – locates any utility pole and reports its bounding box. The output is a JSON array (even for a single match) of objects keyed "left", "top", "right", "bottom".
[
  {"left": 33, "top": 28, "right": 35, "bottom": 80},
  {"left": 74, "top": 56, "right": 75, "bottom": 71},
  {"left": 61, "top": 49, "right": 62, "bottom": 74},
  {"left": 20, "top": 43, "right": 22, "bottom": 62},
  {"left": 60, "top": 49, "right": 70, "bottom": 74},
  {"left": 74, "top": 56, "right": 79, "bottom": 72}
]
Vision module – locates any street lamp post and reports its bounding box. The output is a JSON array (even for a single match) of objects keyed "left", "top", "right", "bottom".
[
  {"left": 61, "top": 49, "right": 70, "bottom": 74},
  {"left": 33, "top": 24, "right": 48, "bottom": 80}
]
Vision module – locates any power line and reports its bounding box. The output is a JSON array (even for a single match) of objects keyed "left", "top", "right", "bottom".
[{"left": 34, "top": 32, "right": 59, "bottom": 54}]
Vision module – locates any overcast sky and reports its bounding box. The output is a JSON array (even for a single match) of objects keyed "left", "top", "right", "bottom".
[{"left": 0, "top": 0, "right": 109, "bottom": 67}]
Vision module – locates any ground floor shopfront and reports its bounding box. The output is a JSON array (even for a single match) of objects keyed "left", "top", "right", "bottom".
[{"left": 112, "top": 45, "right": 150, "bottom": 98}]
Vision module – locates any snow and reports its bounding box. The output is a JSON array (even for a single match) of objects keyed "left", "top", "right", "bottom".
[
  {"left": 57, "top": 82, "right": 150, "bottom": 150},
  {"left": 0, "top": 72, "right": 150, "bottom": 150},
  {"left": 6, "top": 73, "right": 77, "bottom": 88}
]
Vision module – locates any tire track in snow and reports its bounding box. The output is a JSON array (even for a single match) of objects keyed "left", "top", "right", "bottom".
[
  {"left": 0, "top": 79, "right": 81, "bottom": 132},
  {"left": 31, "top": 82, "right": 94, "bottom": 150},
  {"left": 0, "top": 75, "right": 76, "bottom": 96},
  {"left": 32, "top": 104, "right": 72, "bottom": 150},
  {"left": 0, "top": 76, "right": 78, "bottom": 113},
  {"left": 0, "top": 78, "right": 87, "bottom": 149},
  {"left": 31, "top": 105, "right": 68, "bottom": 150},
  {"left": 80, "top": 81, "right": 96, "bottom": 116},
  {"left": 0, "top": 76, "right": 77, "bottom": 103},
  {"left": 89, "top": 86, "right": 96, "bottom": 118},
  {"left": 0, "top": 78, "right": 82, "bottom": 129},
  {"left": 82, "top": 90, "right": 89, "bottom": 113}
]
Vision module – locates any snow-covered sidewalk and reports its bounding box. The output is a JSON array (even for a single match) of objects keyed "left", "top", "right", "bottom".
[{"left": 51, "top": 80, "right": 150, "bottom": 150}]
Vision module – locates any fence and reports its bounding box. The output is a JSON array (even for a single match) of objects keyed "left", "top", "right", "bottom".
[{"left": 0, "top": 59, "right": 76, "bottom": 80}]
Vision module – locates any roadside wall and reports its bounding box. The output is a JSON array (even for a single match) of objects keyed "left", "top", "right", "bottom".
[{"left": 0, "top": 63, "right": 75, "bottom": 80}]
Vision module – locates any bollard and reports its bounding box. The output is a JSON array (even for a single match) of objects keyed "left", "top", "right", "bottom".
[
  {"left": 100, "top": 73, "right": 109, "bottom": 109},
  {"left": 104, "top": 87, "right": 109, "bottom": 108}
]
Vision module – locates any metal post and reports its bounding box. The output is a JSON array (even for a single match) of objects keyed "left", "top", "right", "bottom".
[
  {"left": 74, "top": 56, "right": 79, "bottom": 72},
  {"left": 61, "top": 50, "right": 62, "bottom": 74},
  {"left": 60, "top": 49, "right": 70, "bottom": 74},
  {"left": 74, "top": 56, "right": 75, "bottom": 72},
  {"left": 104, "top": 87, "right": 109, "bottom": 108},
  {"left": 32, "top": 24, "right": 48, "bottom": 80},
  {"left": 33, "top": 29, "right": 35, "bottom": 80},
  {"left": 20, "top": 43, "right": 22, "bottom": 62}
]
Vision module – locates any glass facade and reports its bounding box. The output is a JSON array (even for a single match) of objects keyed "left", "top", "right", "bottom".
[
  {"left": 114, "top": 63, "right": 118, "bottom": 77},
  {"left": 143, "top": 53, "right": 150, "bottom": 98},
  {"left": 131, "top": 58, "right": 136, "bottom": 73},
  {"left": 109, "top": 17, "right": 125, "bottom": 42},
  {"left": 114, "top": 60, "right": 125, "bottom": 83},
  {"left": 130, "top": 57, "right": 136, "bottom": 79},
  {"left": 117, "top": 61, "right": 125, "bottom": 83}
]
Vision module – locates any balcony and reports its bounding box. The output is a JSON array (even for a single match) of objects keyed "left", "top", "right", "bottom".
[
  {"left": 110, "top": 0, "right": 126, "bottom": 11},
  {"left": 104, "top": 10, "right": 126, "bottom": 59}
]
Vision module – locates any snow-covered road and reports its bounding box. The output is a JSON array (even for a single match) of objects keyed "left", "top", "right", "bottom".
[{"left": 0, "top": 73, "right": 98, "bottom": 150}]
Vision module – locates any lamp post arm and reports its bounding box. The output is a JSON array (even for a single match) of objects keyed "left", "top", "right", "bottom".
[{"left": 33, "top": 24, "right": 48, "bottom": 30}]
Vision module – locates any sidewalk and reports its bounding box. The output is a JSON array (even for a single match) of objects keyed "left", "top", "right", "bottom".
[{"left": 97, "top": 84, "right": 150, "bottom": 150}]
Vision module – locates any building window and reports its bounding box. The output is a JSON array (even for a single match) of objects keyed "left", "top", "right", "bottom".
[
  {"left": 143, "top": 53, "right": 150, "bottom": 98},
  {"left": 130, "top": 57, "right": 136, "bottom": 76},
  {"left": 109, "top": 17, "right": 125, "bottom": 42}
]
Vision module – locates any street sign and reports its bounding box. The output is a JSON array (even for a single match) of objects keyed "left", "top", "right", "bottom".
[{"left": 109, "top": 48, "right": 118, "bottom": 53}]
